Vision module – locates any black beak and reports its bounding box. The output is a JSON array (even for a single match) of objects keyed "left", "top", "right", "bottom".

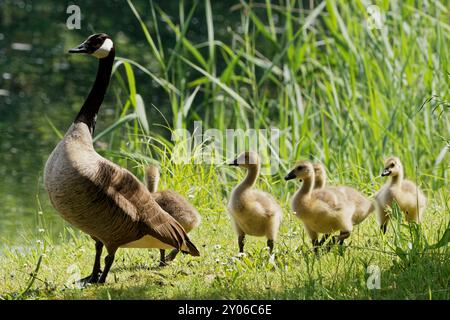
[
  {"left": 68, "top": 42, "right": 89, "bottom": 54},
  {"left": 229, "top": 159, "right": 238, "bottom": 166},
  {"left": 381, "top": 168, "right": 391, "bottom": 177},
  {"left": 284, "top": 171, "right": 296, "bottom": 181}
]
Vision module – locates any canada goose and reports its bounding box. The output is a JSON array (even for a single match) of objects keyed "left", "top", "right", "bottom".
[
  {"left": 285, "top": 161, "right": 356, "bottom": 251},
  {"left": 145, "top": 165, "right": 201, "bottom": 266},
  {"left": 227, "top": 151, "right": 282, "bottom": 253},
  {"left": 44, "top": 34, "right": 199, "bottom": 284},
  {"left": 311, "top": 162, "right": 374, "bottom": 245},
  {"left": 375, "top": 156, "right": 427, "bottom": 233}
]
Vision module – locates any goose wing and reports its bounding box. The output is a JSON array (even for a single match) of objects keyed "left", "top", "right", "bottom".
[{"left": 95, "top": 160, "right": 200, "bottom": 256}]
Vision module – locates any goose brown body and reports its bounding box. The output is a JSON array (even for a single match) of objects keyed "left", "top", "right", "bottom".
[{"left": 45, "top": 123, "right": 196, "bottom": 251}]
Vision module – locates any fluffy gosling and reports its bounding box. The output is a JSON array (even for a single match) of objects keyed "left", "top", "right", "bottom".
[
  {"left": 311, "top": 162, "right": 374, "bottom": 245},
  {"left": 285, "top": 160, "right": 358, "bottom": 251},
  {"left": 375, "top": 156, "right": 427, "bottom": 233},
  {"left": 228, "top": 151, "right": 282, "bottom": 254},
  {"left": 146, "top": 165, "right": 201, "bottom": 265}
]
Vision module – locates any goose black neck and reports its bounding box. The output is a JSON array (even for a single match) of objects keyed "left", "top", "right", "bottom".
[{"left": 74, "top": 48, "right": 115, "bottom": 136}]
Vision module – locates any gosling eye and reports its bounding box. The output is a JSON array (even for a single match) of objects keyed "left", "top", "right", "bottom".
[
  {"left": 297, "top": 165, "right": 304, "bottom": 171},
  {"left": 390, "top": 163, "right": 395, "bottom": 168}
]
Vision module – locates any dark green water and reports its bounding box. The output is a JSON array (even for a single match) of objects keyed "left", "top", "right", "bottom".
[{"left": 0, "top": 0, "right": 239, "bottom": 246}]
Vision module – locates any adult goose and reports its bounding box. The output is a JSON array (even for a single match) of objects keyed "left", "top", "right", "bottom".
[{"left": 44, "top": 34, "right": 199, "bottom": 284}]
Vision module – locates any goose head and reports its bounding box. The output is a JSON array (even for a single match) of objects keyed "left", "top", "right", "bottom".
[
  {"left": 313, "top": 162, "right": 326, "bottom": 188},
  {"left": 68, "top": 33, "right": 114, "bottom": 59},
  {"left": 381, "top": 156, "right": 402, "bottom": 177},
  {"left": 229, "top": 151, "right": 259, "bottom": 168},
  {"left": 285, "top": 160, "right": 313, "bottom": 181}
]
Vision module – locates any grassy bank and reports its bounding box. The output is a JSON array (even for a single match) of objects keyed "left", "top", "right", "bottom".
[
  {"left": 1, "top": 0, "right": 449, "bottom": 299},
  {"left": 0, "top": 160, "right": 449, "bottom": 300}
]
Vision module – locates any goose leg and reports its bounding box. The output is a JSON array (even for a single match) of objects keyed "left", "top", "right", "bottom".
[
  {"left": 238, "top": 234, "right": 245, "bottom": 253},
  {"left": 165, "top": 249, "right": 180, "bottom": 262},
  {"left": 159, "top": 249, "right": 167, "bottom": 267},
  {"left": 77, "top": 240, "right": 103, "bottom": 285},
  {"left": 98, "top": 249, "right": 117, "bottom": 284},
  {"left": 267, "top": 239, "right": 274, "bottom": 253}
]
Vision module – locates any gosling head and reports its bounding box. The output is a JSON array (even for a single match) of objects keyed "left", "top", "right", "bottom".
[
  {"left": 284, "top": 160, "right": 314, "bottom": 181},
  {"left": 313, "top": 163, "right": 326, "bottom": 188},
  {"left": 68, "top": 33, "right": 114, "bottom": 59},
  {"left": 229, "top": 151, "right": 259, "bottom": 168},
  {"left": 145, "top": 165, "right": 160, "bottom": 180},
  {"left": 381, "top": 156, "right": 403, "bottom": 177},
  {"left": 145, "top": 164, "right": 160, "bottom": 193}
]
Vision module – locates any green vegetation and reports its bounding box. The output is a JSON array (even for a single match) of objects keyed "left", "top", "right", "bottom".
[{"left": 0, "top": 0, "right": 449, "bottom": 299}]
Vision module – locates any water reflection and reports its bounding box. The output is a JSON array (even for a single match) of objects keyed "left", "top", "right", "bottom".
[{"left": 0, "top": 0, "right": 238, "bottom": 247}]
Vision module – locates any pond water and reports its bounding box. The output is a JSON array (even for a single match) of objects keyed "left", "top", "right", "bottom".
[{"left": 0, "top": 0, "right": 237, "bottom": 247}]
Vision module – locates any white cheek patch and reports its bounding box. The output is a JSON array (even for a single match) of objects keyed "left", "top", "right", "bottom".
[{"left": 92, "top": 38, "right": 113, "bottom": 59}]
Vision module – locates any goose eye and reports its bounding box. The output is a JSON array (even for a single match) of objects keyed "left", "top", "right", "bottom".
[
  {"left": 297, "top": 166, "right": 304, "bottom": 171},
  {"left": 390, "top": 163, "right": 395, "bottom": 168}
]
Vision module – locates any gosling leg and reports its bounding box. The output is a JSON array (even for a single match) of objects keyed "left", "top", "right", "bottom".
[
  {"left": 334, "top": 231, "right": 351, "bottom": 245},
  {"left": 320, "top": 234, "right": 332, "bottom": 252},
  {"left": 238, "top": 234, "right": 245, "bottom": 253},
  {"left": 77, "top": 239, "right": 103, "bottom": 286},
  {"left": 267, "top": 239, "right": 274, "bottom": 253},
  {"left": 380, "top": 222, "right": 388, "bottom": 234},
  {"left": 312, "top": 238, "right": 320, "bottom": 254}
]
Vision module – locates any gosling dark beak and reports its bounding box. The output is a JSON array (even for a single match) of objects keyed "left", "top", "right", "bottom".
[
  {"left": 68, "top": 42, "right": 89, "bottom": 54},
  {"left": 284, "top": 171, "right": 296, "bottom": 181},
  {"left": 229, "top": 159, "right": 238, "bottom": 166},
  {"left": 381, "top": 168, "right": 391, "bottom": 177}
]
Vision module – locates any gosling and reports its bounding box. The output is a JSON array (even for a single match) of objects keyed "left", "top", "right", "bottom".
[
  {"left": 375, "top": 156, "right": 427, "bottom": 233},
  {"left": 312, "top": 162, "right": 374, "bottom": 245},
  {"left": 146, "top": 165, "right": 201, "bottom": 265},
  {"left": 228, "top": 151, "right": 282, "bottom": 254},
  {"left": 313, "top": 163, "right": 327, "bottom": 189},
  {"left": 285, "top": 161, "right": 358, "bottom": 251}
]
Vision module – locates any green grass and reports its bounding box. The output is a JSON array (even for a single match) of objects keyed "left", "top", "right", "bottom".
[
  {"left": 0, "top": 158, "right": 449, "bottom": 300},
  {"left": 1, "top": 0, "right": 449, "bottom": 299}
]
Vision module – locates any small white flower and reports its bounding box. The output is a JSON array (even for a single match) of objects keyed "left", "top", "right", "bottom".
[
  {"left": 215, "top": 258, "right": 220, "bottom": 263},
  {"left": 38, "top": 228, "right": 45, "bottom": 233},
  {"left": 237, "top": 252, "right": 246, "bottom": 258},
  {"left": 213, "top": 244, "right": 221, "bottom": 250},
  {"left": 407, "top": 242, "right": 413, "bottom": 250},
  {"left": 36, "top": 240, "right": 43, "bottom": 244},
  {"left": 38, "top": 211, "right": 43, "bottom": 215}
]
